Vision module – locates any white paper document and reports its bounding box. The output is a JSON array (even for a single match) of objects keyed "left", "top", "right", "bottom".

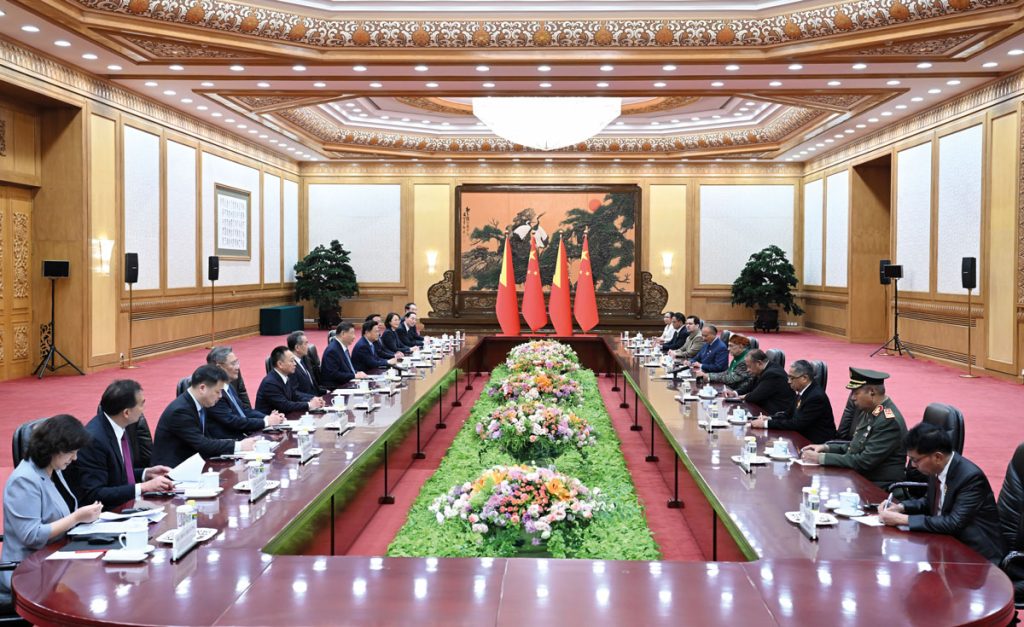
[
  {"left": 169, "top": 453, "right": 205, "bottom": 483},
  {"left": 852, "top": 515, "right": 885, "bottom": 527}
]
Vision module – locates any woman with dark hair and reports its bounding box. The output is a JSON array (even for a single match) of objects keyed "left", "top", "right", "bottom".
[
  {"left": 381, "top": 312, "right": 415, "bottom": 354},
  {"left": 1, "top": 415, "right": 102, "bottom": 605}
]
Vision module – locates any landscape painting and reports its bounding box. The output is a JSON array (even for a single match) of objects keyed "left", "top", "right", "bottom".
[{"left": 457, "top": 184, "right": 640, "bottom": 293}]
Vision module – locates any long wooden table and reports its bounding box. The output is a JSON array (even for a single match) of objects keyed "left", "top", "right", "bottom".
[{"left": 11, "top": 335, "right": 1016, "bottom": 626}]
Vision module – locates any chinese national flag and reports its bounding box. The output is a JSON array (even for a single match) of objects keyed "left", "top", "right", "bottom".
[
  {"left": 495, "top": 235, "right": 521, "bottom": 336},
  {"left": 574, "top": 234, "right": 599, "bottom": 332},
  {"left": 549, "top": 235, "right": 573, "bottom": 336},
  {"left": 521, "top": 235, "right": 547, "bottom": 332}
]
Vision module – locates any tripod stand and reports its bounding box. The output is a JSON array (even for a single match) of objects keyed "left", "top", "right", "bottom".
[
  {"left": 34, "top": 278, "right": 84, "bottom": 378},
  {"left": 871, "top": 276, "right": 914, "bottom": 358}
]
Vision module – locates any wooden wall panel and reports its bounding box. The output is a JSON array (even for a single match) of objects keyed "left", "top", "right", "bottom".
[
  {"left": 89, "top": 113, "right": 118, "bottom": 363},
  {"left": 848, "top": 161, "right": 891, "bottom": 343},
  {"left": 413, "top": 184, "right": 450, "bottom": 316},
  {"left": 985, "top": 112, "right": 1018, "bottom": 372},
  {"left": 0, "top": 102, "right": 40, "bottom": 187},
  {"left": 648, "top": 185, "right": 686, "bottom": 313}
]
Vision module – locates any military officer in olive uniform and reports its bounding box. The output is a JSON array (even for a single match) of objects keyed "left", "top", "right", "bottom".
[{"left": 799, "top": 367, "right": 908, "bottom": 489}]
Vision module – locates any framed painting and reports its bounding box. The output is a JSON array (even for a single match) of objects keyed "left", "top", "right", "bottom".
[{"left": 214, "top": 183, "right": 251, "bottom": 260}]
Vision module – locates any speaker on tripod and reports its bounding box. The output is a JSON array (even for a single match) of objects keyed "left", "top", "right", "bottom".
[
  {"left": 123, "top": 253, "right": 139, "bottom": 369},
  {"left": 960, "top": 257, "right": 978, "bottom": 379},
  {"left": 208, "top": 256, "right": 219, "bottom": 348},
  {"left": 871, "top": 263, "right": 914, "bottom": 358},
  {"left": 34, "top": 260, "right": 84, "bottom": 378}
]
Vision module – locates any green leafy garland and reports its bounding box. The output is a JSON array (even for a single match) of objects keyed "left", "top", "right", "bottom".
[{"left": 388, "top": 366, "right": 660, "bottom": 560}]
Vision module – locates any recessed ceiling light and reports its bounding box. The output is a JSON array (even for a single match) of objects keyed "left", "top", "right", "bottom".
[
  {"left": 229, "top": 65, "right": 245, "bottom": 72},
  {"left": 1009, "top": 49, "right": 1024, "bottom": 56},
  {"left": 855, "top": 124, "right": 866, "bottom": 128},
  {"left": 545, "top": 158, "right": 553, "bottom": 162},
  {"left": 538, "top": 65, "right": 551, "bottom": 72},
  {"left": 670, "top": 119, "right": 679, "bottom": 123},
  {"left": 788, "top": 64, "right": 803, "bottom": 70},
  {"left": 946, "top": 79, "right": 961, "bottom": 86},
  {"left": 369, "top": 82, "right": 383, "bottom": 88},
  {"left": 880, "top": 111, "right": 893, "bottom": 116},
  {"left": 401, "top": 117, "right": 410, "bottom": 122},
  {"left": 197, "top": 105, "right": 208, "bottom": 111},
  {"left": 476, "top": 65, "right": 489, "bottom": 72},
  {"left": 441, "top": 121, "right": 450, "bottom": 126},
  {"left": 911, "top": 96, "right": 923, "bottom": 102},
  {"left": 917, "top": 62, "right": 933, "bottom": 69},
  {"left": 54, "top": 40, "right": 71, "bottom": 48},
  {"left": 355, "top": 65, "right": 369, "bottom": 72},
  {"left": 710, "top": 81, "right": 724, "bottom": 87},
  {"left": 894, "top": 104, "right": 907, "bottom": 110},
  {"left": 824, "top": 139, "right": 834, "bottom": 143},
  {"left": 769, "top": 81, "right": 782, "bottom": 87},
  {"left": 381, "top": 115, "right": 390, "bottom": 120},
  {"left": 886, "top": 80, "right": 901, "bottom": 86},
  {"left": 834, "top": 134, "right": 844, "bottom": 138},
  {"left": 180, "top": 98, "right": 193, "bottom": 104},
  {"left": 259, "top": 135, "right": 267, "bottom": 139},
  {"left": 291, "top": 65, "right": 306, "bottom": 72},
  {"left": 867, "top": 117, "right": 879, "bottom": 123},
  {"left": 808, "top": 147, "right": 817, "bottom": 152},
  {"left": 169, "top": 64, "right": 184, "bottom": 71},
  {"left": 982, "top": 61, "right": 998, "bottom": 68},
  {"left": 257, "top": 82, "right": 270, "bottom": 88},
  {"left": 107, "top": 65, "right": 122, "bottom": 71},
  {"left": 733, "top": 112, "right": 743, "bottom": 117},
  {"left": 421, "top": 120, "right": 430, "bottom": 124},
  {"left": 21, "top": 26, "right": 40, "bottom": 33},
  {"left": 162, "top": 90, "right": 176, "bottom": 95},
  {"left": 225, "top": 118, "right": 235, "bottom": 123},
  {"left": 287, "top": 147, "right": 296, "bottom": 152},
  {"left": 483, "top": 82, "right": 495, "bottom": 88},
  {"left": 927, "top": 88, "right": 941, "bottom": 94},
  {"left": 313, "top": 82, "right": 326, "bottom": 88},
  {"left": 425, "top": 82, "right": 439, "bottom": 88},
  {"left": 212, "top": 112, "right": 223, "bottom": 117},
  {"left": 539, "top": 82, "right": 552, "bottom": 88},
  {"left": 852, "top": 63, "right": 868, "bottom": 70},
  {"left": 650, "top": 121, "right": 660, "bottom": 126},
  {"left": 600, "top": 65, "right": 614, "bottom": 72},
  {"left": 653, "top": 82, "right": 666, "bottom": 88},
  {"left": 596, "top": 82, "right": 609, "bottom": 88},
  {"left": 236, "top": 124, "right": 247, "bottom": 129},
  {"left": 144, "top": 81, "right": 158, "bottom": 87},
  {"left": 269, "top": 139, "right": 277, "bottom": 143},
  {"left": 82, "top": 53, "right": 98, "bottom": 60},
  {"left": 690, "top": 117, "right": 700, "bottom": 121},
  {"left": 827, "top": 80, "right": 841, "bottom": 86},
  {"left": 662, "top": 64, "right": 677, "bottom": 71},
  {"left": 725, "top": 64, "right": 740, "bottom": 71},
  {"left": 201, "top": 81, "right": 215, "bottom": 87},
  {"left": 712, "top": 115, "right": 721, "bottom": 119},
  {"left": 359, "top": 113, "right": 368, "bottom": 117},
  {"left": 816, "top": 143, "right": 825, "bottom": 147}
]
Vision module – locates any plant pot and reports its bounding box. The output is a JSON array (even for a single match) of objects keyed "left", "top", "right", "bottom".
[
  {"left": 318, "top": 307, "right": 341, "bottom": 330},
  {"left": 754, "top": 308, "right": 779, "bottom": 333}
]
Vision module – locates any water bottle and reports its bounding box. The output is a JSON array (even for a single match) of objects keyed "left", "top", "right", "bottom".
[
  {"left": 808, "top": 488, "right": 820, "bottom": 516},
  {"left": 744, "top": 436, "right": 757, "bottom": 462}
]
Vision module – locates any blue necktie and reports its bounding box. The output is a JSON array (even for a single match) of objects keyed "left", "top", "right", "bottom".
[
  {"left": 342, "top": 345, "right": 354, "bottom": 372},
  {"left": 225, "top": 385, "right": 245, "bottom": 418},
  {"left": 369, "top": 341, "right": 376, "bottom": 357},
  {"left": 198, "top": 407, "right": 206, "bottom": 432}
]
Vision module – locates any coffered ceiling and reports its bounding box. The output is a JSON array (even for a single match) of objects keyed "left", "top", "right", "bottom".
[{"left": 2, "top": 0, "right": 1024, "bottom": 164}]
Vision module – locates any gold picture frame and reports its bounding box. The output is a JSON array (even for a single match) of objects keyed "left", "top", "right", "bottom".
[{"left": 214, "top": 183, "right": 251, "bottom": 260}]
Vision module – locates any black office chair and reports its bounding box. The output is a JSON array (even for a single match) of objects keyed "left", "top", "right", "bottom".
[
  {"left": 11, "top": 417, "right": 48, "bottom": 465},
  {"left": 998, "top": 442, "right": 1024, "bottom": 609},
  {"left": 328, "top": 330, "right": 337, "bottom": 343},
  {"left": 921, "top": 402, "right": 965, "bottom": 454},
  {"left": 810, "top": 360, "right": 828, "bottom": 391},
  {"left": 265, "top": 357, "right": 273, "bottom": 374},
  {"left": 765, "top": 349, "right": 786, "bottom": 370},
  {"left": 175, "top": 376, "right": 190, "bottom": 397},
  {"left": 0, "top": 539, "right": 29, "bottom": 626},
  {"left": 747, "top": 337, "right": 759, "bottom": 349},
  {"left": 720, "top": 330, "right": 732, "bottom": 345},
  {"left": 307, "top": 344, "right": 320, "bottom": 368}
]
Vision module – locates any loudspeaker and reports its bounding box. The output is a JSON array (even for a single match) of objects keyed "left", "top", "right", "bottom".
[
  {"left": 42, "top": 260, "right": 70, "bottom": 279},
  {"left": 124, "top": 253, "right": 139, "bottom": 285},
  {"left": 961, "top": 257, "right": 977, "bottom": 291},
  {"left": 879, "top": 259, "right": 891, "bottom": 285},
  {"left": 883, "top": 264, "right": 903, "bottom": 279},
  {"left": 208, "top": 256, "right": 220, "bottom": 282}
]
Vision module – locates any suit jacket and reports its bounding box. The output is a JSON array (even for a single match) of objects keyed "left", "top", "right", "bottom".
[
  {"left": 737, "top": 362, "right": 795, "bottom": 415},
  {"left": 677, "top": 331, "right": 705, "bottom": 360},
  {"left": 254, "top": 371, "right": 314, "bottom": 415},
  {"left": 206, "top": 384, "right": 266, "bottom": 440},
  {"left": 152, "top": 392, "right": 234, "bottom": 467},
  {"left": 397, "top": 323, "right": 424, "bottom": 347},
  {"left": 293, "top": 354, "right": 322, "bottom": 396},
  {"left": 1, "top": 459, "right": 77, "bottom": 604},
  {"left": 320, "top": 339, "right": 357, "bottom": 389},
  {"left": 903, "top": 454, "right": 1006, "bottom": 564},
  {"left": 382, "top": 328, "right": 414, "bottom": 353},
  {"left": 374, "top": 337, "right": 396, "bottom": 360},
  {"left": 823, "top": 398, "right": 908, "bottom": 489},
  {"left": 66, "top": 412, "right": 146, "bottom": 508},
  {"left": 767, "top": 381, "right": 836, "bottom": 444},
  {"left": 352, "top": 336, "right": 388, "bottom": 372},
  {"left": 660, "top": 328, "right": 684, "bottom": 353},
  {"left": 694, "top": 337, "right": 728, "bottom": 373}
]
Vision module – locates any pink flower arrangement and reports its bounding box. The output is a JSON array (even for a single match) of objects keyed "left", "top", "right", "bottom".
[
  {"left": 476, "top": 401, "right": 596, "bottom": 460},
  {"left": 505, "top": 340, "right": 580, "bottom": 374},
  {"left": 429, "top": 465, "right": 610, "bottom": 542},
  {"left": 487, "top": 369, "right": 583, "bottom": 405}
]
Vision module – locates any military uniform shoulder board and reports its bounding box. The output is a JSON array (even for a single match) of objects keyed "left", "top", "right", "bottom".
[
  {"left": 883, "top": 408, "right": 895, "bottom": 419},
  {"left": 872, "top": 405, "right": 883, "bottom": 416}
]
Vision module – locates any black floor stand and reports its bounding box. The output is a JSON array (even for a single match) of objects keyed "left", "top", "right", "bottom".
[
  {"left": 871, "top": 277, "right": 914, "bottom": 359},
  {"left": 34, "top": 278, "right": 84, "bottom": 379}
]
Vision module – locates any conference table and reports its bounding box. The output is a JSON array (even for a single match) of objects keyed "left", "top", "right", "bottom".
[{"left": 10, "top": 335, "right": 1016, "bottom": 626}]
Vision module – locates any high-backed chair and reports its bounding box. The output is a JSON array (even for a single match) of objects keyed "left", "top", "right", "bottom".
[
  {"left": 265, "top": 357, "right": 273, "bottom": 374},
  {"left": 810, "top": 360, "right": 828, "bottom": 391},
  {"left": 765, "top": 349, "right": 786, "bottom": 370},
  {"left": 998, "top": 442, "right": 1024, "bottom": 606},
  {"left": 921, "top": 403, "right": 965, "bottom": 455},
  {"left": 328, "top": 330, "right": 337, "bottom": 343},
  {"left": 720, "top": 329, "right": 732, "bottom": 345},
  {"left": 307, "top": 344, "right": 321, "bottom": 369},
  {"left": 0, "top": 538, "right": 29, "bottom": 625},
  {"left": 175, "top": 376, "right": 190, "bottom": 397},
  {"left": 747, "top": 337, "right": 759, "bottom": 350},
  {"left": 11, "top": 417, "right": 48, "bottom": 465}
]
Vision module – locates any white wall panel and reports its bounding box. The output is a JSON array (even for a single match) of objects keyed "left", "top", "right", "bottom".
[
  {"left": 123, "top": 126, "right": 161, "bottom": 290},
  {"left": 937, "top": 125, "right": 982, "bottom": 294},
  {"left": 307, "top": 184, "right": 401, "bottom": 283},
  {"left": 825, "top": 170, "right": 850, "bottom": 288},
  {"left": 201, "top": 152, "right": 261, "bottom": 286},
  {"left": 263, "top": 174, "right": 281, "bottom": 284},
  {"left": 802, "top": 179, "right": 823, "bottom": 287},
  {"left": 895, "top": 142, "right": 933, "bottom": 292},
  {"left": 699, "top": 185, "right": 795, "bottom": 285},
  {"left": 283, "top": 179, "right": 299, "bottom": 283},
  {"left": 165, "top": 141, "right": 196, "bottom": 289}
]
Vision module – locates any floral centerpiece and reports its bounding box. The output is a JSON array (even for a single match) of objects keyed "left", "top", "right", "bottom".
[
  {"left": 505, "top": 340, "right": 580, "bottom": 374},
  {"left": 476, "top": 401, "right": 595, "bottom": 461},
  {"left": 487, "top": 369, "right": 583, "bottom": 405},
  {"left": 429, "top": 465, "right": 610, "bottom": 547}
]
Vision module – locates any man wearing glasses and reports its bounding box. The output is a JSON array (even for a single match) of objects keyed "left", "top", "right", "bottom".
[{"left": 749, "top": 359, "right": 836, "bottom": 444}]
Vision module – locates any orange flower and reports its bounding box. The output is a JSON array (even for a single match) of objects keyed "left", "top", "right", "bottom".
[{"left": 545, "top": 477, "right": 571, "bottom": 501}]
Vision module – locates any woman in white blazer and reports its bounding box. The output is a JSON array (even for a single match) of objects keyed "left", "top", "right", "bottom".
[{"left": 1, "top": 415, "right": 102, "bottom": 606}]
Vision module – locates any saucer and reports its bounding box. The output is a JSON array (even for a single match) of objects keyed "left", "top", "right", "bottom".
[
  {"left": 766, "top": 450, "right": 792, "bottom": 460},
  {"left": 730, "top": 454, "right": 770, "bottom": 465},
  {"left": 728, "top": 416, "right": 749, "bottom": 425},
  {"left": 233, "top": 480, "right": 281, "bottom": 492},
  {"left": 784, "top": 511, "right": 839, "bottom": 526},
  {"left": 834, "top": 507, "right": 866, "bottom": 518},
  {"left": 182, "top": 487, "right": 223, "bottom": 499},
  {"left": 102, "top": 550, "right": 149, "bottom": 563}
]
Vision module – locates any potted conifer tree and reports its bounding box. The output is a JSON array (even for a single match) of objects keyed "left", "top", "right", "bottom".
[
  {"left": 293, "top": 240, "right": 359, "bottom": 329},
  {"left": 729, "top": 245, "right": 804, "bottom": 332}
]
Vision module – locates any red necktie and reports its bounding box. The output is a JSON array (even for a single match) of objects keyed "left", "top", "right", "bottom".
[{"left": 120, "top": 432, "right": 135, "bottom": 486}]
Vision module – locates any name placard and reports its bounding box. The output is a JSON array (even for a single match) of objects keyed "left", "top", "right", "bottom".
[
  {"left": 171, "top": 518, "right": 198, "bottom": 562},
  {"left": 798, "top": 501, "right": 819, "bottom": 541},
  {"left": 297, "top": 430, "right": 315, "bottom": 465},
  {"left": 248, "top": 462, "right": 268, "bottom": 502}
]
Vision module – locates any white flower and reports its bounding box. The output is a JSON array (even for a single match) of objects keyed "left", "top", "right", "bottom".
[{"left": 436, "top": 512, "right": 445, "bottom": 524}]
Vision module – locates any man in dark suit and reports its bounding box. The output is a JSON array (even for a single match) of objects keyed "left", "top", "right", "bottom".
[
  {"left": 206, "top": 346, "right": 284, "bottom": 439},
  {"left": 66, "top": 380, "right": 175, "bottom": 508},
  {"left": 723, "top": 349, "right": 795, "bottom": 415},
  {"left": 352, "top": 320, "right": 399, "bottom": 372},
  {"left": 880, "top": 422, "right": 1005, "bottom": 564},
  {"left": 750, "top": 359, "right": 836, "bottom": 443},
  {"left": 397, "top": 312, "right": 425, "bottom": 348},
  {"left": 320, "top": 322, "right": 368, "bottom": 390},
  {"left": 659, "top": 312, "right": 686, "bottom": 353},
  {"left": 255, "top": 346, "right": 326, "bottom": 415},
  {"left": 288, "top": 330, "right": 322, "bottom": 395},
  {"left": 152, "top": 365, "right": 259, "bottom": 468},
  {"left": 687, "top": 324, "right": 728, "bottom": 373}
]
